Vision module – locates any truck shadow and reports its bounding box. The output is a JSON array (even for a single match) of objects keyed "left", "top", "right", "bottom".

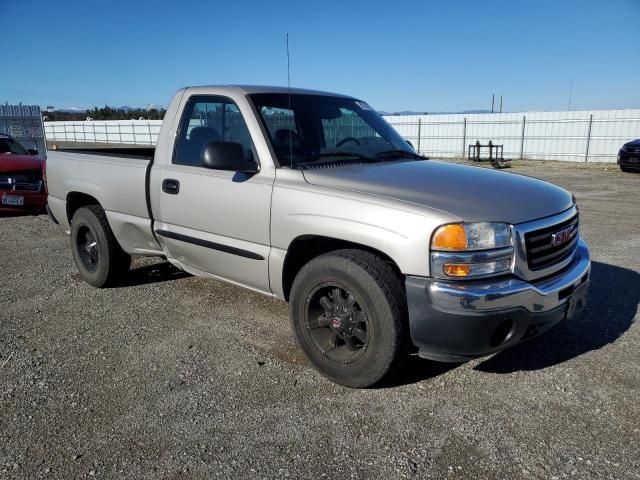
[
  {"left": 120, "top": 261, "right": 191, "bottom": 287},
  {"left": 474, "top": 261, "right": 638, "bottom": 373},
  {"left": 377, "top": 356, "right": 458, "bottom": 388}
]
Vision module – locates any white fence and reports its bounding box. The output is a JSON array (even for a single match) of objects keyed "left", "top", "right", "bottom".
[
  {"left": 383, "top": 109, "right": 640, "bottom": 163},
  {"left": 43, "top": 109, "right": 640, "bottom": 163},
  {"left": 44, "top": 120, "right": 162, "bottom": 146}
]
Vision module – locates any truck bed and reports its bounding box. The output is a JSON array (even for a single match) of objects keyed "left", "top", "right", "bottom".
[{"left": 46, "top": 150, "right": 162, "bottom": 256}]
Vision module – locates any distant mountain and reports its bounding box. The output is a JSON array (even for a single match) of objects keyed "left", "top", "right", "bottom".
[
  {"left": 43, "top": 104, "right": 165, "bottom": 113},
  {"left": 379, "top": 109, "right": 494, "bottom": 116},
  {"left": 47, "top": 107, "right": 86, "bottom": 112},
  {"left": 458, "top": 109, "right": 494, "bottom": 114}
]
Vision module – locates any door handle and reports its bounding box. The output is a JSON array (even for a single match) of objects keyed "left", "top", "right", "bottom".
[{"left": 162, "top": 178, "right": 180, "bottom": 195}]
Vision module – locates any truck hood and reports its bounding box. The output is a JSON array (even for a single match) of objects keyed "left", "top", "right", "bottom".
[
  {"left": 0, "top": 153, "right": 43, "bottom": 172},
  {"left": 301, "top": 160, "right": 574, "bottom": 224}
]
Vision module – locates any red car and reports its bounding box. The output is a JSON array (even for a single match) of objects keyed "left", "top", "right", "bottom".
[{"left": 0, "top": 134, "right": 47, "bottom": 214}]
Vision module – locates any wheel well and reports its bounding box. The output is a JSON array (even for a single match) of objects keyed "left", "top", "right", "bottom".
[
  {"left": 66, "top": 192, "right": 101, "bottom": 223},
  {"left": 281, "top": 235, "right": 403, "bottom": 301}
]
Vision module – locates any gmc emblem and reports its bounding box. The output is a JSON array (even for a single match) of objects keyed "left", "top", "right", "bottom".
[{"left": 550, "top": 225, "right": 577, "bottom": 247}]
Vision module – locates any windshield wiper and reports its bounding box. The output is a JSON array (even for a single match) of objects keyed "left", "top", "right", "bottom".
[
  {"left": 374, "top": 149, "right": 427, "bottom": 160},
  {"left": 297, "top": 151, "right": 380, "bottom": 165}
]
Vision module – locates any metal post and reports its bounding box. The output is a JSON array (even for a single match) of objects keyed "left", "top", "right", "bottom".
[
  {"left": 462, "top": 118, "right": 467, "bottom": 158},
  {"left": 148, "top": 121, "right": 152, "bottom": 145},
  {"left": 584, "top": 114, "right": 593, "bottom": 163},
  {"left": 520, "top": 116, "right": 526, "bottom": 160},
  {"left": 39, "top": 109, "right": 47, "bottom": 158},
  {"left": 93, "top": 122, "right": 96, "bottom": 144},
  {"left": 417, "top": 118, "right": 421, "bottom": 154},
  {"left": 118, "top": 123, "right": 122, "bottom": 144}
]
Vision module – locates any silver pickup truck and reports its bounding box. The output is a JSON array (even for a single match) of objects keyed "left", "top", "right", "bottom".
[{"left": 47, "top": 85, "right": 591, "bottom": 388}]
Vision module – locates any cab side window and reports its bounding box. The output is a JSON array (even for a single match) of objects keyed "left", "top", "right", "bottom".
[{"left": 174, "top": 96, "right": 255, "bottom": 167}]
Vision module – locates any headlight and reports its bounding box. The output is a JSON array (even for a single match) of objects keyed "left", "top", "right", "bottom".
[
  {"left": 430, "top": 222, "right": 514, "bottom": 279},
  {"left": 432, "top": 222, "right": 512, "bottom": 250}
]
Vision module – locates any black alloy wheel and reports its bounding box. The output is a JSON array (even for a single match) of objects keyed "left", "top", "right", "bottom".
[
  {"left": 76, "top": 225, "right": 99, "bottom": 272},
  {"left": 304, "top": 282, "right": 370, "bottom": 364}
]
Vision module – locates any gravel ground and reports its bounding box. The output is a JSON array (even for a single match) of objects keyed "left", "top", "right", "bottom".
[{"left": 1, "top": 160, "right": 639, "bottom": 479}]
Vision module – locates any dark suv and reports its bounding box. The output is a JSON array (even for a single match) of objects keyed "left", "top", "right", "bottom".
[{"left": 618, "top": 139, "right": 640, "bottom": 172}]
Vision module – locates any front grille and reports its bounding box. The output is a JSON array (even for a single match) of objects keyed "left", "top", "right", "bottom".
[
  {"left": 14, "top": 180, "right": 43, "bottom": 191},
  {"left": 524, "top": 214, "right": 579, "bottom": 270},
  {"left": 0, "top": 172, "right": 43, "bottom": 192}
]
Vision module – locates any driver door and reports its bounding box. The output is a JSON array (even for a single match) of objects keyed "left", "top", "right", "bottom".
[{"left": 153, "top": 95, "right": 273, "bottom": 294}]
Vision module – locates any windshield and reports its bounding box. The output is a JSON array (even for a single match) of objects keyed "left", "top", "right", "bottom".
[
  {"left": 249, "top": 93, "right": 416, "bottom": 168},
  {"left": 0, "top": 137, "right": 28, "bottom": 155}
]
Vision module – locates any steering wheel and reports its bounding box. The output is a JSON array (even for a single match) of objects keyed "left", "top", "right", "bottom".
[{"left": 336, "top": 137, "right": 361, "bottom": 147}]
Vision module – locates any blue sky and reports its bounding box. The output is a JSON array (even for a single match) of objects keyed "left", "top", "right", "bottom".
[{"left": 2, "top": 0, "right": 639, "bottom": 112}]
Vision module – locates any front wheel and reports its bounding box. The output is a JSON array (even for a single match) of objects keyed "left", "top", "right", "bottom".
[
  {"left": 70, "top": 205, "right": 131, "bottom": 287},
  {"left": 289, "top": 249, "right": 408, "bottom": 388}
]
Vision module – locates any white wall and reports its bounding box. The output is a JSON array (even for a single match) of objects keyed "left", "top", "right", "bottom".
[{"left": 384, "top": 109, "right": 640, "bottom": 163}]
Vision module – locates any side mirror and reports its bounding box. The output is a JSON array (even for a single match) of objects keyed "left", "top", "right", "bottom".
[
  {"left": 405, "top": 140, "right": 414, "bottom": 149},
  {"left": 201, "top": 142, "right": 259, "bottom": 173},
  {"left": 28, "top": 149, "right": 39, "bottom": 156}
]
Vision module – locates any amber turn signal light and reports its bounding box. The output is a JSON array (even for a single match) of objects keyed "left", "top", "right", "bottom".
[
  {"left": 432, "top": 224, "right": 468, "bottom": 250},
  {"left": 443, "top": 263, "right": 471, "bottom": 277}
]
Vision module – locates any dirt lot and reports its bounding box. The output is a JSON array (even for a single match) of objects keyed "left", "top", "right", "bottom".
[{"left": 1, "top": 161, "right": 639, "bottom": 479}]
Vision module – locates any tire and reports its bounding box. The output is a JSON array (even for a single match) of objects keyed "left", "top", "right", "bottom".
[
  {"left": 70, "top": 205, "right": 131, "bottom": 287},
  {"left": 289, "top": 249, "right": 408, "bottom": 388}
]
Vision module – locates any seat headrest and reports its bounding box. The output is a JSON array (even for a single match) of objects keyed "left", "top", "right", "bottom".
[
  {"left": 189, "top": 126, "right": 221, "bottom": 144},
  {"left": 273, "top": 129, "right": 300, "bottom": 153}
]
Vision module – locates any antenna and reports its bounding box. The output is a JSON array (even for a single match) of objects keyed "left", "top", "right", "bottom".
[
  {"left": 286, "top": 33, "right": 291, "bottom": 93},
  {"left": 286, "top": 33, "right": 293, "bottom": 167}
]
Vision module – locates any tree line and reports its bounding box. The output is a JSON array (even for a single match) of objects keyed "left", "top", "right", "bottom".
[{"left": 43, "top": 106, "right": 166, "bottom": 121}]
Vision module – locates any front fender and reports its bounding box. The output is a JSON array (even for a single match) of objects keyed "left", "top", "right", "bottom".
[{"left": 270, "top": 175, "right": 455, "bottom": 297}]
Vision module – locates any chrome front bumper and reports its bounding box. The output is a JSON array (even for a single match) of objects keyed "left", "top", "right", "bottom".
[
  {"left": 429, "top": 238, "right": 590, "bottom": 314},
  {"left": 405, "top": 238, "right": 591, "bottom": 362}
]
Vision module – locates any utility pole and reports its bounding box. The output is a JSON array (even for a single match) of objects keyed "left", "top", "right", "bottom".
[
  {"left": 491, "top": 94, "right": 495, "bottom": 113},
  {"left": 499, "top": 95, "right": 503, "bottom": 113}
]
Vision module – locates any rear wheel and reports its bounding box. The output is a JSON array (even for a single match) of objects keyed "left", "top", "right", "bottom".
[
  {"left": 70, "top": 205, "right": 131, "bottom": 287},
  {"left": 289, "top": 249, "right": 408, "bottom": 388}
]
